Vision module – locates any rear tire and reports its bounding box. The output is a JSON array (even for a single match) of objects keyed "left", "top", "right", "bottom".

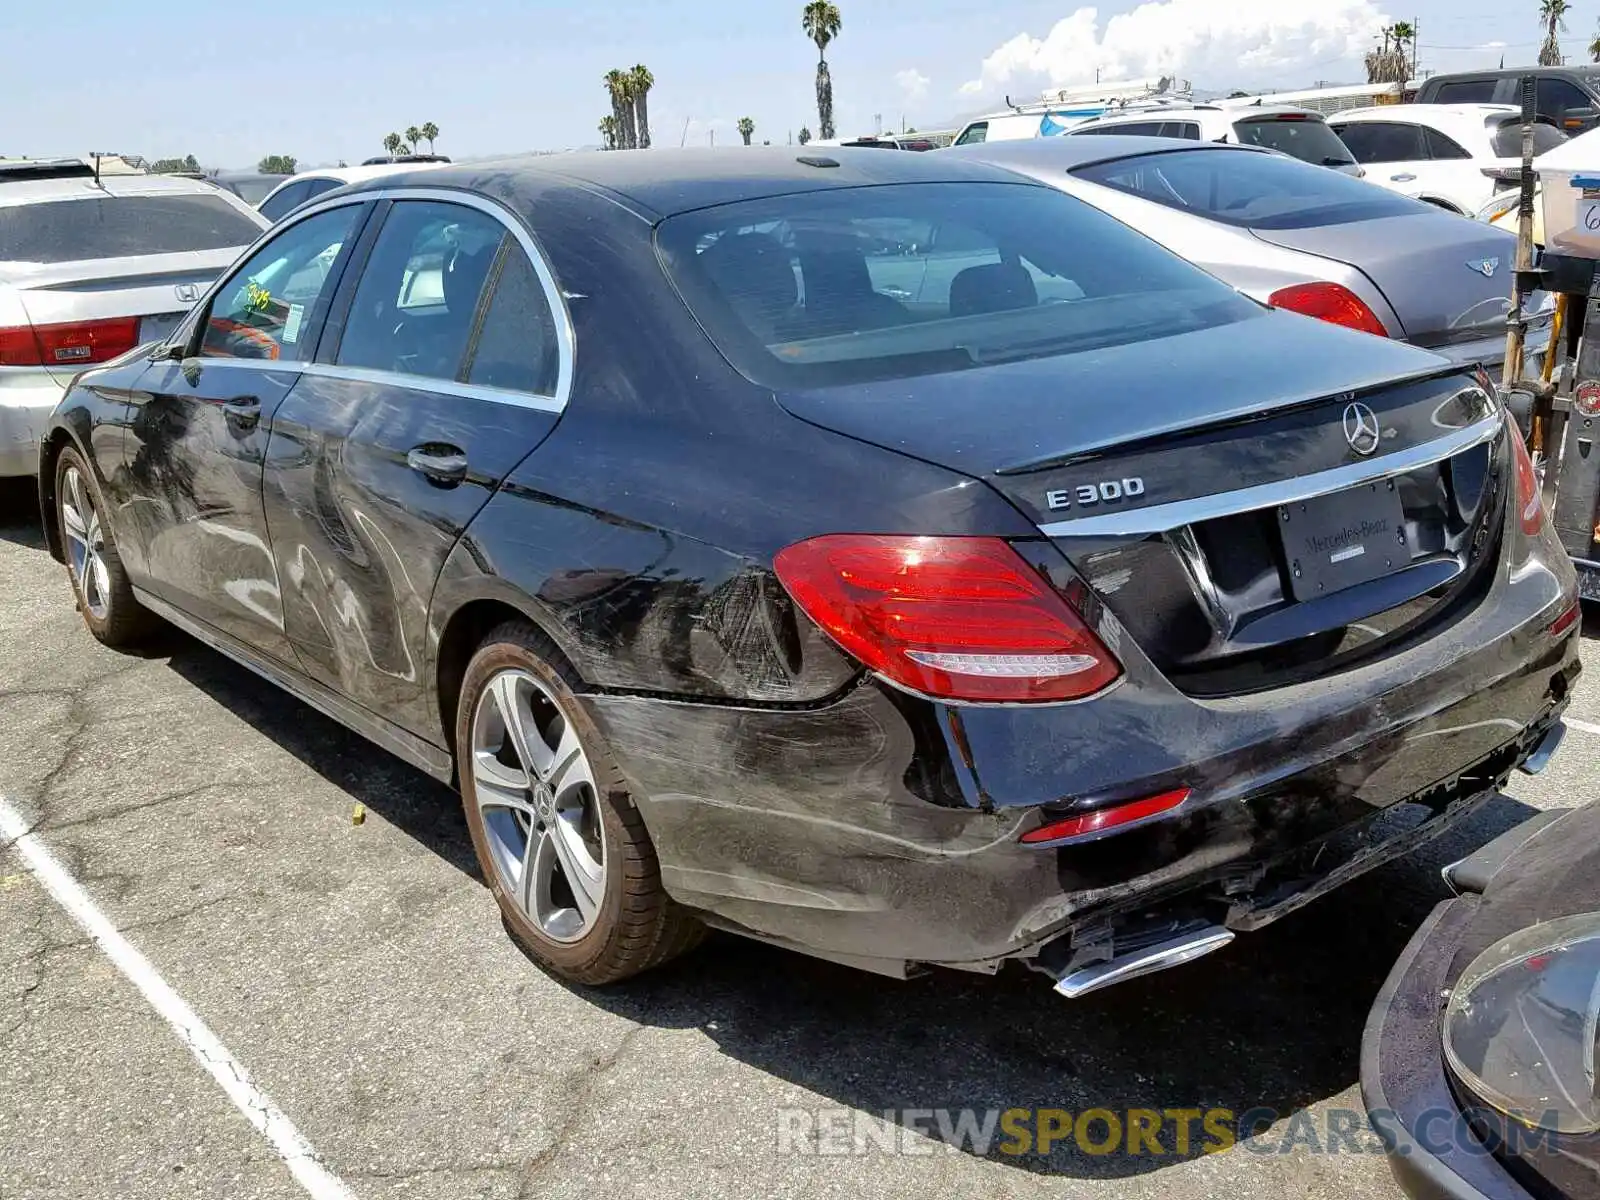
[
  {"left": 54, "top": 446, "right": 157, "bottom": 648},
  {"left": 456, "top": 620, "right": 703, "bottom": 984}
]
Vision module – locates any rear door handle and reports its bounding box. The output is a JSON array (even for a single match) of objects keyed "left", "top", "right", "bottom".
[
  {"left": 1389, "top": 173, "right": 1417, "bottom": 182},
  {"left": 407, "top": 443, "right": 469, "bottom": 487},
  {"left": 221, "top": 395, "right": 260, "bottom": 432}
]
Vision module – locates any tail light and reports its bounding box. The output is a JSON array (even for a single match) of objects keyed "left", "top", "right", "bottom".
[
  {"left": 1267, "top": 282, "right": 1389, "bottom": 337},
  {"left": 0, "top": 317, "right": 140, "bottom": 368},
  {"left": 772, "top": 534, "right": 1122, "bottom": 703},
  {"left": 1507, "top": 414, "right": 1544, "bottom": 536}
]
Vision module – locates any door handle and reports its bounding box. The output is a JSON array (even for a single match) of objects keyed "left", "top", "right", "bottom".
[
  {"left": 221, "top": 395, "right": 261, "bottom": 432},
  {"left": 1390, "top": 173, "right": 1417, "bottom": 183},
  {"left": 407, "top": 443, "right": 470, "bottom": 487}
]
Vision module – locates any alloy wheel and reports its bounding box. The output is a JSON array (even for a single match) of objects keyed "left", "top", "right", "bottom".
[
  {"left": 469, "top": 669, "right": 606, "bottom": 943},
  {"left": 60, "top": 466, "right": 111, "bottom": 622}
]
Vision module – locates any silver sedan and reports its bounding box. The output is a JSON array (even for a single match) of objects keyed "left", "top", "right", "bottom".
[{"left": 945, "top": 135, "right": 1548, "bottom": 373}]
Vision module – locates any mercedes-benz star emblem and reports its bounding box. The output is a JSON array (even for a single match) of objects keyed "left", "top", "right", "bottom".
[{"left": 1343, "top": 401, "right": 1382, "bottom": 456}]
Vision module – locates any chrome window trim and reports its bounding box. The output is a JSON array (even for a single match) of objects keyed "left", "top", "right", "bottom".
[
  {"left": 176, "top": 187, "right": 575, "bottom": 413},
  {"left": 1039, "top": 412, "right": 1504, "bottom": 538}
]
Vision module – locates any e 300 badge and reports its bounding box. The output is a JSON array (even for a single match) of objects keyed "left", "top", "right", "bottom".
[{"left": 1045, "top": 477, "right": 1146, "bottom": 512}]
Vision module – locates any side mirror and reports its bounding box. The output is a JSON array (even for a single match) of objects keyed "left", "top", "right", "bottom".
[{"left": 1561, "top": 106, "right": 1599, "bottom": 131}]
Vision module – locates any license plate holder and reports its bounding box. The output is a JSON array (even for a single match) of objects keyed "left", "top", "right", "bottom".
[{"left": 1279, "top": 481, "right": 1408, "bottom": 601}]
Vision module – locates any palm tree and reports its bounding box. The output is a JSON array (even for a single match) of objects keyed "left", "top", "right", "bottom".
[
  {"left": 802, "top": 1, "right": 842, "bottom": 140},
  {"left": 630, "top": 65, "right": 654, "bottom": 149},
  {"left": 1390, "top": 20, "right": 1416, "bottom": 77},
  {"left": 618, "top": 74, "right": 639, "bottom": 149},
  {"left": 421, "top": 121, "right": 439, "bottom": 153},
  {"left": 1590, "top": 20, "right": 1600, "bottom": 62},
  {"left": 737, "top": 117, "right": 755, "bottom": 145},
  {"left": 604, "top": 69, "right": 631, "bottom": 150},
  {"left": 404, "top": 126, "right": 422, "bottom": 154},
  {"left": 798, "top": 126, "right": 812, "bottom": 145},
  {"left": 383, "top": 132, "right": 403, "bottom": 157},
  {"left": 598, "top": 115, "right": 619, "bottom": 150},
  {"left": 1365, "top": 25, "right": 1409, "bottom": 85},
  {"left": 1541, "top": 0, "right": 1570, "bottom": 66}
]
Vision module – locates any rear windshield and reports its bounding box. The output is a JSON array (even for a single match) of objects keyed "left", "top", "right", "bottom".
[
  {"left": 1232, "top": 116, "right": 1356, "bottom": 167},
  {"left": 0, "top": 194, "right": 262, "bottom": 263},
  {"left": 1075, "top": 147, "right": 1429, "bottom": 229},
  {"left": 657, "top": 181, "right": 1258, "bottom": 388},
  {"left": 1490, "top": 119, "right": 1570, "bottom": 158}
]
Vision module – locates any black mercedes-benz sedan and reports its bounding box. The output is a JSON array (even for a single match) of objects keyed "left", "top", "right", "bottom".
[{"left": 37, "top": 148, "right": 1581, "bottom": 992}]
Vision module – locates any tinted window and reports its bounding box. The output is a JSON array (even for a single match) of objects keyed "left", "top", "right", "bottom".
[
  {"left": 1424, "top": 127, "right": 1472, "bottom": 160},
  {"left": 1167, "top": 122, "right": 1203, "bottom": 140},
  {"left": 1537, "top": 78, "right": 1594, "bottom": 125},
  {"left": 336, "top": 200, "right": 504, "bottom": 382},
  {"left": 1098, "top": 121, "right": 1164, "bottom": 136},
  {"left": 198, "top": 205, "right": 361, "bottom": 361},
  {"left": 464, "top": 247, "right": 561, "bottom": 395},
  {"left": 657, "top": 182, "right": 1257, "bottom": 389},
  {"left": 1232, "top": 117, "right": 1355, "bottom": 166},
  {"left": 0, "top": 193, "right": 262, "bottom": 264},
  {"left": 954, "top": 122, "right": 988, "bottom": 146},
  {"left": 1432, "top": 79, "right": 1499, "bottom": 104},
  {"left": 258, "top": 181, "right": 309, "bottom": 223},
  {"left": 1490, "top": 118, "right": 1570, "bottom": 157},
  {"left": 301, "top": 178, "right": 343, "bottom": 203},
  {"left": 1076, "top": 146, "right": 1430, "bottom": 229},
  {"left": 225, "top": 177, "right": 279, "bottom": 205},
  {"left": 1331, "top": 121, "right": 1427, "bottom": 164}
]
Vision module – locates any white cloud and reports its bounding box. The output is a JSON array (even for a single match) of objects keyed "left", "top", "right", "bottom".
[
  {"left": 959, "top": 0, "right": 1389, "bottom": 99},
  {"left": 896, "top": 68, "right": 932, "bottom": 102}
]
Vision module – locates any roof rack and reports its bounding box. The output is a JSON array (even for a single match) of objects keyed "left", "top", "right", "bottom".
[{"left": 0, "top": 158, "right": 95, "bottom": 182}]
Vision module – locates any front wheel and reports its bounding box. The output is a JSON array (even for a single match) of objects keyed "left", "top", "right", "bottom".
[
  {"left": 456, "top": 621, "right": 703, "bottom": 984},
  {"left": 55, "top": 446, "right": 156, "bottom": 648}
]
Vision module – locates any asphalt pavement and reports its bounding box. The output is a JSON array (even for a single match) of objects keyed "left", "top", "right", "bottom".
[{"left": 2, "top": 474, "right": 1596, "bottom": 1200}]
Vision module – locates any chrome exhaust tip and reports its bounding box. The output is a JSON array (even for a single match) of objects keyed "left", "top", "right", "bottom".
[
  {"left": 1519, "top": 720, "right": 1566, "bottom": 776},
  {"left": 1053, "top": 927, "right": 1234, "bottom": 1000}
]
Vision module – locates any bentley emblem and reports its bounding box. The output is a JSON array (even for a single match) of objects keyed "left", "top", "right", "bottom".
[
  {"left": 174, "top": 282, "right": 203, "bottom": 303},
  {"left": 1468, "top": 257, "right": 1500, "bottom": 278},
  {"left": 1342, "top": 401, "right": 1382, "bottom": 456}
]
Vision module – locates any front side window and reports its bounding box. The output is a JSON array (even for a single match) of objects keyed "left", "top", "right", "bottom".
[
  {"left": 335, "top": 200, "right": 505, "bottom": 382},
  {"left": 1331, "top": 121, "right": 1427, "bottom": 164},
  {"left": 1537, "top": 78, "right": 1594, "bottom": 125},
  {"left": 657, "top": 181, "right": 1258, "bottom": 388},
  {"left": 1076, "top": 147, "right": 1429, "bottom": 229},
  {"left": 0, "top": 193, "right": 264, "bottom": 264},
  {"left": 197, "top": 205, "right": 362, "bottom": 361},
  {"left": 953, "top": 122, "right": 988, "bottom": 146}
]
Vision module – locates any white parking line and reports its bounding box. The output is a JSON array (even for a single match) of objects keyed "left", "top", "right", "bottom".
[
  {"left": 0, "top": 798, "right": 357, "bottom": 1200},
  {"left": 1568, "top": 717, "right": 1600, "bottom": 737}
]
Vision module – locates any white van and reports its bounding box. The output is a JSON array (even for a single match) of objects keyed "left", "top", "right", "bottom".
[{"left": 950, "top": 108, "right": 1108, "bottom": 146}]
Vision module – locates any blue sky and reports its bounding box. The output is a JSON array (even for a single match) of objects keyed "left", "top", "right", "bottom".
[{"left": 2, "top": 0, "right": 1593, "bottom": 168}]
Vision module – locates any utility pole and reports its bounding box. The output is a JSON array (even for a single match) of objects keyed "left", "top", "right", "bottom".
[
  {"left": 709, "top": 129, "right": 715, "bottom": 146},
  {"left": 1411, "top": 16, "right": 1420, "bottom": 81}
]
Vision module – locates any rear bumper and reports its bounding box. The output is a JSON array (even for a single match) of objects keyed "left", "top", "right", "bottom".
[
  {"left": 0, "top": 372, "right": 65, "bottom": 477},
  {"left": 585, "top": 529, "right": 1580, "bottom": 973}
]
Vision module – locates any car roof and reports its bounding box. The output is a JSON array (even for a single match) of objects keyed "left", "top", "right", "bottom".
[
  {"left": 0, "top": 170, "right": 247, "bottom": 209},
  {"left": 942, "top": 135, "right": 1262, "bottom": 172},
  {"left": 1427, "top": 65, "right": 1600, "bottom": 80},
  {"left": 333, "top": 146, "right": 1049, "bottom": 221},
  {"left": 1331, "top": 104, "right": 1519, "bottom": 130}
]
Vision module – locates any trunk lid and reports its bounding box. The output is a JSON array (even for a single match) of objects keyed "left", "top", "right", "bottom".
[
  {"left": 778, "top": 315, "right": 1506, "bottom": 695},
  {"left": 1248, "top": 213, "right": 1521, "bottom": 348}
]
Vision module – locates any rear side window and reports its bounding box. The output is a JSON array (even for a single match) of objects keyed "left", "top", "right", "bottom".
[
  {"left": 464, "top": 247, "right": 561, "bottom": 396},
  {"left": 258, "top": 182, "right": 309, "bottom": 223},
  {"left": 1431, "top": 79, "right": 1498, "bottom": 104},
  {"left": 953, "top": 122, "right": 988, "bottom": 146},
  {"left": 1490, "top": 119, "right": 1570, "bottom": 157},
  {"left": 1423, "top": 127, "right": 1472, "bottom": 159},
  {"left": 1076, "top": 147, "right": 1429, "bottom": 229},
  {"left": 1232, "top": 117, "right": 1355, "bottom": 167},
  {"left": 1332, "top": 121, "right": 1427, "bottom": 164},
  {"left": 0, "top": 193, "right": 262, "bottom": 263},
  {"left": 335, "top": 200, "right": 503, "bottom": 383},
  {"left": 301, "top": 178, "right": 343, "bottom": 204},
  {"left": 657, "top": 181, "right": 1258, "bottom": 389}
]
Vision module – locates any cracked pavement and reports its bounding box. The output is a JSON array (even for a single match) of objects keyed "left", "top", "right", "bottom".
[{"left": 4, "top": 475, "right": 1600, "bottom": 1199}]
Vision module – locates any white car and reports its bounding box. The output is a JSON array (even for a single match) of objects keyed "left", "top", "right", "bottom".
[
  {"left": 1067, "top": 105, "right": 1364, "bottom": 175},
  {"left": 0, "top": 160, "right": 268, "bottom": 482},
  {"left": 950, "top": 107, "right": 1110, "bottom": 145},
  {"left": 256, "top": 159, "right": 451, "bottom": 223},
  {"left": 1328, "top": 104, "right": 1568, "bottom": 216}
]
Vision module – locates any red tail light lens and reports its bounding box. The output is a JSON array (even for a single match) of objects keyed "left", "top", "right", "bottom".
[
  {"left": 1021, "top": 788, "right": 1191, "bottom": 844},
  {"left": 772, "top": 535, "right": 1122, "bottom": 703},
  {"left": 1267, "top": 282, "right": 1389, "bottom": 337},
  {"left": 1549, "top": 601, "right": 1580, "bottom": 638},
  {"left": 0, "top": 318, "right": 140, "bottom": 368},
  {"left": 1507, "top": 414, "right": 1544, "bottom": 536}
]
